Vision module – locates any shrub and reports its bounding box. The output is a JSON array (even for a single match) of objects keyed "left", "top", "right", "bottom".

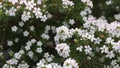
[{"left": 0, "top": 0, "right": 120, "bottom": 68}]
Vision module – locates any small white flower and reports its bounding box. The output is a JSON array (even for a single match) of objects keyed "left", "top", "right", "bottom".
[
  {"left": 8, "top": 0, "right": 18, "bottom": 5},
  {"left": 0, "top": 2, "right": 2, "bottom": 8},
  {"left": 11, "top": 26, "right": 18, "bottom": 32},
  {"left": 25, "top": 0, "right": 36, "bottom": 11},
  {"left": 84, "top": 45, "right": 92, "bottom": 55},
  {"left": 37, "top": 41, "right": 43, "bottom": 46},
  {"left": 30, "top": 25, "right": 35, "bottom": 31},
  {"left": 7, "top": 40, "right": 13, "bottom": 46},
  {"left": 31, "top": 39, "right": 36, "bottom": 44},
  {"left": 41, "top": 33, "right": 50, "bottom": 40},
  {"left": 23, "top": 31, "right": 29, "bottom": 37},
  {"left": 28, "top": 51, "right": 34, "bottom": 59},
  {"left": 14, "top": 38, "right": 19, "bottom": 43},
  {"left": 36, "top": 47, "right": 42, "bottom": 53},
  {"left": 106, "top": 51, "right": 115, "bottom": 59},
  {"left": 76, "top": 46, "right": 83, "bottom": 52},
  {"left": 41, "top": 15, "right": 48, "bottom": 22},
  {"left": 37, "top": 0, "right": 42, "bottom": 4},
  {"left": 18, "top": 62, "right": 29, "bottom": 68},
  {"left": 21, "top": 11, "right": 31, "bottom": 22},
  {"left": 69, "top": 19, "right": 75, "bottom": 25},
  {"left": 19, "top": 21, "right": 24, "bottom": 27},
  {"left": 100, "top": 45, "right": 109, "bottom": 53}
]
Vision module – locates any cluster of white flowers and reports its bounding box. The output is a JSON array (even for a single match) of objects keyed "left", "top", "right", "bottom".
[
  {"left": 54, "top": 26, "right": 71, "bottom": 42},
  {"left": 14, "top": 50, "right": 24, "bottom": 59},
  {"left": 3, "top": 58, "right": 18, "bottom": 68},
  {"left": 55, "top": 43, "right": 70, "bottom": 58},
  {"left": 62, "top": 0, "right": 74, "bottom": 8},
  {"left": 63, "top": 58, "right": 79, "bottom": 68},
  {"left": 21, "top": 11, "right": 31, "bottom": 22},
  {"left": 1, "top": 0, "right": 120, "bottom": 67},
  {"left": 17, "top": 61, "right": 29, "bottom": 68}
]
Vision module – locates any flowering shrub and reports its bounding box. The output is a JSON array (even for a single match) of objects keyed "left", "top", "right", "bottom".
[{"left": 0, "top": 0, "right": 120, "bottom": 68}]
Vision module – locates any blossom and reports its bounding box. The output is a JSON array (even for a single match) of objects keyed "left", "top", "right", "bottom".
[
  {"left": 76, "top": 46, "right": 83, "bottom": 52},
  {"left": 7, "top": 40, "right": 13, "bottom": 46},
  {"left": 23, "top": 31, "right": 29, "bottom": 37},
  {"left": 100, "top": 45, "right": 109, "bottom": 53},
  {"left": 106, "top": 51, "right": 115, "bottom": 59},
  {"left": 84, "top": 45, "right": 92, "bottom": 55},
  {"left": 8, "top": 0, "right": 18, "bottom": 5},
  {"left": 21, "top": 11, "right": 31, "bottom": 22},
  {"left": 36, "top": 47, "right": 42, "bottom": 53},
  {"left": 19, "top": 21, "right": 24, "bottom": 27},
  {"left": 18, "top": 61, "right": 29, "bottom": 68},
  {"left": 25, "top": 0, "right": 36, "bottom": 11},
  {"left": 63, "top": 58, "right": 79, "bottom": 68},
  {"left": 55, "top": 43, "right": 70, "bottom": 58},
  {"left": 11, "top": 26, "right": 18, "bottom": 32},
  {"left": 5, "top": 7, "right": 17, "bottom": 16},
  {"left": 69, "top": 19, "right": 75, "bottom": 25}
]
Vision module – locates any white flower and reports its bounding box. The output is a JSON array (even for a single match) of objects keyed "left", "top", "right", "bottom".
[
  {"left": 30, "top": 25, "right": 35, "bottom": 31},
  {"left": 94, "top": 37, "right": 102, "bottom": 44},
  {"left": 37, "top": 41, "right": 43, "bottom": 46},
  {"left": 2, "top": 64, "right": 9, "bottom": 68},
  {"left": 23, "top": 31, "right": 29, "bottom": 37},
  {"left": 100, "top": 45, "right": 109, "bottom": 53},
  {"left": 21, "top": 11, "right": 31, "bottom": 22},
  {"left": 36, "top": 47, "right": 42, "bottom": 53},
  {"left": 18, "top": 62, "right": 29, "bottom": 68},
  {"left": 31, "top": 39, "right": 36, "bottom": 44},
  {"left": 44, "top": 53, "right": 54, "bottom": 62},
  {"left": 7, "top": 58, "right": 18, "bottom": 65},
  {"left": 0, "top": 2, "right": 2, "bottom": 8},
  {"left": 69, "top": 19, "right": 75, "bottom": 25},
  {"left": 44, "top": 25, "right": 51, "bottom": 34},
  {"left": 106, "top": 51, "right": 115, "bottom": 59},
  {"left": 84, "top": 45, "right": 92, "bottom": 55},
  {"left": 41, "top": 15, "right": 48, "bottom": 22},
  {"left": 28, "top": 51, "right": 34, "bottom": 59},
  {"left": 55, "top": 43, "right": 70, "bottom": 58},
  {"left": 81, "top": 0, "right": 93, "bottom": 8},
  {"left": 8, "top": 0, "right": 18, "bottom": 5},
  {"left": 62, "top": 0, "right": 74, "bottom": 8},
  {"left": 114, "top": 13, "right": 120, "bottom": 21},
  {"left": 19, "top": 21, "right": 24, "bottom": 27},
  {"left": 33, "top": 7, "right": 42, "bottom": 18},
  {"left": 36, "top": 59, "right": 46, "bottom": 67},
  {"left": 7, "top": 40, "right": 13, "bottom": 46},
  {"left": 105, "top": 37, "right": 114, "bottom": 44},
  {"left": 14, "top": 53, "right": 22, "bottom": 59},
  {"left": 41, "top": 33, "right": 50, "bottom": 40},
  {"left": 63, "top": 58, "right": 79, "bottom": 68},
  {"left": 19, "top": 0, "right": 27, "bottom": 4},
  {"left": 5, "top": 7, "right": 17, "bottom": 16},
  {"left": 25, "top": 0, "right": 36, "bottom": 11},
  {"left": 47, "top": 13, "right": 52, "bottom": 18},
  {"left": 106, "top": 0, "right": 112, "bottom": 5},
  {"left": 51, "top": 26, "right": 56, "bottom": 33},
  {"left": 25, "top": 41, "right": 32, "bottom": 51},
  {"left": 76, "top": 46, "right": 83, "bottom": 52},
  {"left": 11, "top": 26, "right": 18, "bottom": 32},
  {"left": 37, "top": 0, "right": 42, "bottom": 4},
  {"left": 14, "top": 38, "right": 19, "bottom": 43}
]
